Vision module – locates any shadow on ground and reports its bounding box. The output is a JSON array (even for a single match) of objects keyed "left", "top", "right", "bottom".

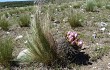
[{"left": 71, "top": 52, "right": 92, "bottom": 65}]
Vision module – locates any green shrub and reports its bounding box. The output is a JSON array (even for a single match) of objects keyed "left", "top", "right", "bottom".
[
  {"left": 19, "top": 14, "right": 30, "bottom": 27},
  {"left": 27, "top": 10, "right": 57, "bottom": 64},
  {"left": 68, "top": 12, "right": 84, "bottom": 27},
  {"left": 0, "top": 16, "right": 10, "bottom": 31},
  {"left": 0, "top": 38, "right": 13, "bottom": 68},
  {"left": 85, "top": 0, "right": 96, "bottom": 12}
]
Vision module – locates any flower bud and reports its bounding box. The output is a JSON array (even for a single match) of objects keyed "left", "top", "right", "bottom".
[
  {"left": 68, "top": 36, "right": 74, "bottom": 42},
  {"left": 71, "top": 41, "right": 76, "bottom": 45},
  {"left": 77, "top": 40, "right": 83, "bottom": 47}
]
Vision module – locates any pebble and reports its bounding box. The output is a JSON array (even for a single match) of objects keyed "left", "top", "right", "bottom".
[
  {"left": 91, "top": 17, "right": 95, "bottom": 19},
  {"left": 92, "top": 32, "right": 96, "bottom": 39},
  {"left": 93, "top": 66, "right": 97, "bottom": 69},
  {"left": 69, "top": 5, "right": 72, "bottom": 8},
  {"left": 54, "top": 20, "right": 60, "bottom": 23},
  {"left": 100, "top": 27, "right": 106, "bottom": 32},
  {"left": 24, "top": 40, "right": 28, "bottom": 44},
  {"left": 100, "top": 22, "right": 108, "bottom": 27},
  {"left": 15, "top": 35, "right": 23, "bottom": 40},
  {"left": 108, "top": 63, "right": 110, "bottom": 65},
  {"left": 108, "top": 63, "right": 110, "bottom": 69},
  {"left": 6, "top": 32, "right": 10, "bottom": 34},
  {"left": 63, "top": 17, "right": 68, "bottom": 22}
]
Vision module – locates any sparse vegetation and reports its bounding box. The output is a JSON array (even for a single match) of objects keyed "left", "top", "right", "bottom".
[{"left": 91, "top": 46, "right": 110, "bottom": 61}]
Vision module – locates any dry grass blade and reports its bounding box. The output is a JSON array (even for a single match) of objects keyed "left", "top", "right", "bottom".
[{"left": 27, "top": 6, "right": 57, "bottom": 64}]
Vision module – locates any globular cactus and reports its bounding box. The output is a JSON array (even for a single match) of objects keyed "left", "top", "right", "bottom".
[{"left": 66, "top": 31, "right": 83, "bottom": 50}]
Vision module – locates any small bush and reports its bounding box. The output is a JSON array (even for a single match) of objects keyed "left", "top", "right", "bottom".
[
  {"left": 18, "top": 14, "right": 30, "bottom": 27},
  {"left": 27, "top": 8, "right": 57, "bottom": 64},
  {"left": 0, "top": 38, "right": 13, "bottom": 67},
  {"left": 85, "top": 0, "right": 96, "bottom": 12},
  {"left": 0, "top": 16, "right": 10, "bottom": 31},
  {"left": 68, "top": 12, "right": 84, "bottom": 27}
]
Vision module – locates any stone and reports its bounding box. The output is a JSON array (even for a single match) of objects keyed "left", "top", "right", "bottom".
[
  {"left": 15, "top": 35, "right": 23, "bottom": 40},
  {"left": 17, "top": 49, "right": 35, "bottom": 62}
]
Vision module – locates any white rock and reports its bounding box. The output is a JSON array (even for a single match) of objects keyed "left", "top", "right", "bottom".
[
  {"left": 24, "top": 40, "right": 28, "bottom": 44},
  {"left": 93, "top": 67, "right": 97, "bottom": 69},
  {"left": 92, "top": 32, "right": 96, "bottom": 39},
  {"left": 96, "top": 43, "right": 99, "bottom": 45},
  {"left": 69, "top": 5, "right": 72, "bottom": 8},
  {"left": 108, "top": 63, "right": 110, "bottom": 65},
  {"left": 100, "top": 22, "right": 108, "bottom": 27},
  {"left": 6, "top": 32, "right": 10, "bottom": 34},
  {"left": 100, "top": 27, "right": 106, "bottom": 32},
  {"left": 107, "top": 66, "right": 110, "bottom": 69},
  {"left": 108, "top": 33, "right": 110, "bottom": 35},
  {"left": 91, "top": 17, "right": 94, "bottom": 19},
  {"left": 17, "top": 49, "right": 35, "bottom": 62},
  {"left": 15, "top": 35, "right": 23, "bottom": 40},
  {"left": 63, "top": 17, "right": 68, "bottom": 22}
]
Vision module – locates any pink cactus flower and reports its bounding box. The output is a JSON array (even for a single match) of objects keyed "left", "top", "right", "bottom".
[
  {"left": 71, "top": 41, "right": 76, "bottom": 45},
  {"left": 70, "top": 32, "right": 78, "bottom": 38},
  {"left": 74, "top": 32, "right": 78, "bottom": 38},
  {"left": 66, "top": 31, "right": 83, "bottom": 49},
  {"left": 77, "top": 40, "right": 83, "bottom": 47},
  {"left": 68, "top": 36, "right": 74, "bottom": 42}
]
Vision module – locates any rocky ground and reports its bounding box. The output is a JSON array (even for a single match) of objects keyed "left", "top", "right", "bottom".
[{"left": 0, "top": 1, "right": 110, "bottom": 70}]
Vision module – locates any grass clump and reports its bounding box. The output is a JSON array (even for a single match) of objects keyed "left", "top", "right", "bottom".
[
  {"left": 18, "top": 14, "right": 30, "bottom": 27},
  {"left": 95, "top": 0, "right": 104, "bottom": 8},
  {"left": 0, "top": 38, "right": 13, "bottom": 68},
  {"left": 27, "top": 7, "right": 57, "bottom": 65},
  {"left": 0, "top": 16, "right": 10, "bottom": 31},
  {"left": 73, "top": 2, "right": 82, "bottom": 8},
  {"left": 85, "top": 0, "right": 96, "bottom": 12},
  {"left": 91, "top": 46, "right": 110, "bottom": 61},
  {"left": 68, "top": 11, "right": 84, "bottom": 27}
]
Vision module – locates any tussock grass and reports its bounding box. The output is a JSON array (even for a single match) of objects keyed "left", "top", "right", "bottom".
[
  {"left": 0, "top": 38, "right": 13, "bottom": 67},
  {"left": 68, "top": 11, "right": 84, "bottom": 27},
  {"left": 85, "top": 0, "right": 96, "bottom": 12},
  {"left": 27, "top": 6, "right": 57, "bottom": 64},
  {"left": 0, "top": 16, "right": 10, "bottom": 31},
  {"left": 18, "top": 14, "right": 30, "bottom": 27}
]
